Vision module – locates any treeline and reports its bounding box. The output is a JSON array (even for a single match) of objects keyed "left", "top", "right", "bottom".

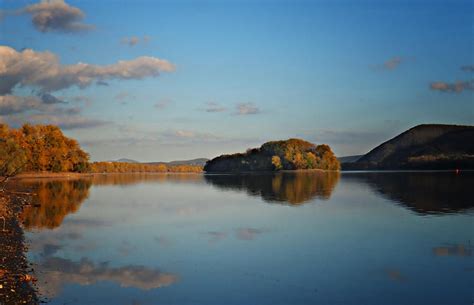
[
  {"left": 90, "top": 162, "right": 202, "bottom": 173},
  {"left": 0, "top": 124, "right": 90, "bottom": 177},
  {"left": 204, "top": 138, "right": 340, "bottom": 172},
  {"left": 0, "top": 124, "right": 202, "bottom": 177}
]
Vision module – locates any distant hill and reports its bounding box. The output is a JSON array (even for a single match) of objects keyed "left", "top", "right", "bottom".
[
  {"left": 343, "top": 124, "right": 474, "bottom": 170},
  {"left": 337, "top": 155, "right": 363, "bottom": 163},
  {"left": 147, "top": 158, "right": 209, "bottom": 167},
  {"left": 116, "top": 158, "right": 139, "bottom": 163},
  {"left": 204, "top": 138, "right": 340, "bottom": 173}
]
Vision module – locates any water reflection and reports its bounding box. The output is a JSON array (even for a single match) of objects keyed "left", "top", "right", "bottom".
[
  {"left": 36, "top": 256, "right": 178, "bottom": 298},
  {"left": 90, "top": 172, "right": 204, "bottom": 186},
  {"left": 15, "top": 172, "right": 472, "bottom": 304},
  {"left": 205, "top": 171, "right": 340, "bottom": 205},
  {"left": 17, "top": 174, "right": 204, "bottom": 230},
  {"left": 344, "top": 172, "right": 474, "bottom": 214},
  {"left": 432, "top": 244, "right": 473, "bottom": 257},
  {"left": 16, "top": 171, "right": 473, "bottom": 235},
  {"left": 18, "top": 179, "right": 92, "bottom": 229}
]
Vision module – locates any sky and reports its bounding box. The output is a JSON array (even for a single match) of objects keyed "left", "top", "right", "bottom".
[{"left": 0, "top": 0, "right": 473, "bottom": 161}]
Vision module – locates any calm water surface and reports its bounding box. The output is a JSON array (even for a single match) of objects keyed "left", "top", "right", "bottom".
[{"left": 17, "top": 172, "right": 474, "bottom": 305}]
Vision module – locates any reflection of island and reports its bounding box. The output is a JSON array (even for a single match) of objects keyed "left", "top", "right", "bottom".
[
  {"left": 205, "top": 171, "right": 340, "bottom": 205},
  {"left": 19, "top": 179, "right": 92, "bottom": 229},
  {"left": 433, "top": 244, "right": 472, "bottom": 257},
  {"left": 345, "top": 172, "right": 474, "bottom": 214}
]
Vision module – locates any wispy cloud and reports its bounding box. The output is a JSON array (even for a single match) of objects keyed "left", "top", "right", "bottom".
[
  {"left": 0, "top": 94, "right": 108, "bottom": 129},
  {"left": 235, "top": 102, "right": 260, "bottom": 115},
  {"left": 201, "top": 102, "right": 227, "bottom": 113},
  {"left": 460, "top": 65, "right": 474, "bottom": 72},
  {"left": 382, "top": 56, "right": 403, "bottom": 70},
  {"left": 0, "top": 95, "right": 45, "bottom": 115},
  {"left": 371, "top": 56, "right": 411, "bottom": 71},
  {"left": 161, "top": 129, "right": 220, "bottom": 141},
  {"left": 429, "top": 80, "right": 474, "bottom": 93},
  {"left": 65, "top": 95, "right": 93, "bottom": 105},
  {"left": 114, "top": 91, "right": 131, "bottom": 104},
  {"left": 154, "top": 98, "right": 171, "bottom": 110},
  {"left": 40, "top": 92, "right": 66, "bottom": 104},
  {"left": 27, "top": 113, "right": 109, "bottom": 129},
  {"left": 19, "top": 0, "right": 94, "bottom": 33},
  {"left": 96, "top": 80, "right": 109, "bottom": 86},
  {"left": 121, "top": 35, "right": 151, "bottom": 47}
]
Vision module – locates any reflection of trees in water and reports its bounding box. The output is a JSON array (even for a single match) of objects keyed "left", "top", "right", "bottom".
[
  {"left": 90, "top": 173, "right": 204, "bottom": 186},
  {"left": 19, "top": 179, "right": 92, "bottom": 229},
  {"left": 205, "top": 171, "right": 340, "bottom": 205},
  {"left": 17, "top": 174, "right": 204, "bottom": 230},
  {"left": 344, "top": 172, "right": 474, "bottom": 214}
]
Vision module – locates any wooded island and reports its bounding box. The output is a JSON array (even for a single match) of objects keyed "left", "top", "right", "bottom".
[{"left": 204, "top": 138, "right": 340, "bottom": 172}]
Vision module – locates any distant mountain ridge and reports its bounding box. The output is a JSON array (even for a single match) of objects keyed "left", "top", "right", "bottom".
[
  {"left": 337, "top": 155, "right": 363, "bottom": 163},
  {"left": 343, "top": 124, "right": 474, "bottom": 170},
  {"left": 114, "top": 158, "right": 209, "bottom": 167},
  {"left": 146, "top": 158, "right": 209, "bottom": 167},
  {"left": 116, "top": 158, "right": 139, "bottom": 163}
]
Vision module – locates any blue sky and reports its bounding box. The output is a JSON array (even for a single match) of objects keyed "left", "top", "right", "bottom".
[{"left": 1, "top": 0, "right": 473, "bottom": 161}]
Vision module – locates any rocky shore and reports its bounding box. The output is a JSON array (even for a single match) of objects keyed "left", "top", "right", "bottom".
[{"left": 0, "top": 188, "right": 38, "bottom": 304}]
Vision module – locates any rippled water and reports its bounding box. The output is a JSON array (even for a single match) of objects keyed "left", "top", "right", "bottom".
[{"left": 17, "top": 171, "right": 474, "bottom": 305}]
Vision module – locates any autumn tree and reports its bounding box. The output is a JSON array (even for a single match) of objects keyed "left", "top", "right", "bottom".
[
  {"left": 0, "top": 124, "right": 28, "bottom": 180},
  {"left": 0, "top": 124, "right": 90, "bottom": 176}
]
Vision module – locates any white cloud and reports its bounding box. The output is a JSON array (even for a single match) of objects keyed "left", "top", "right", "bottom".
[
  {"left": 0, "top": 45, "right": 175, "bottom": 94},
  {"left": 21, "top": 0, "right": 94, "bottom": 33}
]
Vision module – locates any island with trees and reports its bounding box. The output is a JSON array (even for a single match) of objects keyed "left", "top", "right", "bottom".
[{"left": 204, "top": 138, "right": 340, "bottom": 173}]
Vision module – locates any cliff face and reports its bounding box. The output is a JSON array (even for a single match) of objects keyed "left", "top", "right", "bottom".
[
  {"left": 204, "top": 139, "right": 340, "bottom": 173},
  {"left": 344, "top": 124, "right": 474, "bottom": 170}
]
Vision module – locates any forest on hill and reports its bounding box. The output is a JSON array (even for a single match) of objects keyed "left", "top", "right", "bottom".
[
  {"left": 343, "top": 124, "right": 474, "bottom": 170},
  {"left": 0, "top": 124, "right": 202, "bottom": 177},
  {"left": 204, "top": 138, "right": 340, "bottom": 173}
]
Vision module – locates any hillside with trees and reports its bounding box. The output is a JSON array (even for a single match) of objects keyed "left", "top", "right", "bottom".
[
  {"left": 204, "top": 139, "right": 340, "bottom": 173},
  {"left": 343, "top": 124, "right": 474, "bottom": 170}
]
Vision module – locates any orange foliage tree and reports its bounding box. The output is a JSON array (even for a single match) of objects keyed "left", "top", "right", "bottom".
[{"left": 0, "top": 124, "right": 90, "bottom": 175}]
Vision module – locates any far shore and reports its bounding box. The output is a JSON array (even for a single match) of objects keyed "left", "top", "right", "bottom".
[
  {"left": 5, "top": 168, "right": 469, "bottom": 181},
  {"left": 7, "top": 171, "right": 204, "bottom": 181}
]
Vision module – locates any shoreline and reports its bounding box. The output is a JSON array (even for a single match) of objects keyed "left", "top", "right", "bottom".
[
  {"left": 6, "top": 168, "right": 470, "bottom": 181},
  {"left": 0, "top": 190, "right": 38, "bottom": 304},
  {"left": 8, "top": 171, "right": 203, "bottom": 181}
]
